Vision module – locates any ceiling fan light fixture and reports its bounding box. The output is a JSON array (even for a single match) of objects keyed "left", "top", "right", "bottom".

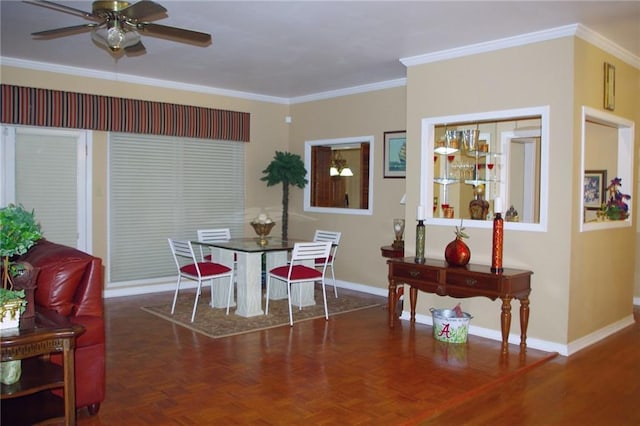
[{"left": 92, "top": 22, "right": 140, "bottom": 51}]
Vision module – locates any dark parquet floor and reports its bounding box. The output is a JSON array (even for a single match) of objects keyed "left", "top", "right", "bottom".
[{"left": 15, "top": 290, "right": 640, "bottom": 425}]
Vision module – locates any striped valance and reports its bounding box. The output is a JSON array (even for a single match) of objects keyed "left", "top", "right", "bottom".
[{"left": 0, "top": 84, "right": 250, "bottom": 142}]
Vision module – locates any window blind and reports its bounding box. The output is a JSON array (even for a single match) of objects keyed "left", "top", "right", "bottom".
[
  {"left": 109, "top": 133, "right": 245, "bottom": 284},
  {"left": 14, "top": 129, "right": 79, "bottom": 247}
]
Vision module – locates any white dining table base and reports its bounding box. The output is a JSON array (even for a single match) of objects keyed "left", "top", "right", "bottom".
[
  {"left": 208, "top": 247, "right": 236, "bottom": 310},
  {"left": 209, "top": 247, "right": 316, "bottom": 318}
]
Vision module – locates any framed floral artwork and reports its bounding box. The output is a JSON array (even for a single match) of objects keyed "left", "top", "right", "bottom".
[
  {"left": 584, "top": 169, "right": 607, "bottom": 210},
  {"left": 383, "top": 130, "right": 406, "bottom": 178}
]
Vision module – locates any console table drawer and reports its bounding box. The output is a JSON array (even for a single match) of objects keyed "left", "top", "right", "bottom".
[
  {"left": 446, "top": 271, "right": 500, "bottom": 292},
  {"left": 392, "top": 264, "right": 440, "bottom": 283}
]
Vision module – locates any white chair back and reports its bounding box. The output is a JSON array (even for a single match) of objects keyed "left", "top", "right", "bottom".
[
  {"left": 290, "top": 241, "right": 332, "bottom": 264},
  {"left": 197, "top": 228, "right": 231, "bottom": 262},
  {"left": 169, "top": 238, "right": 201, "bottom": 275},
  {"left": 313, "top": 230, "right": 341, "bottom": 296}
]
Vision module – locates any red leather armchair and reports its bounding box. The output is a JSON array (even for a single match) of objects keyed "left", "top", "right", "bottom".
[{"left": 19, "top": 239, "right": 106, "bottom": 415}]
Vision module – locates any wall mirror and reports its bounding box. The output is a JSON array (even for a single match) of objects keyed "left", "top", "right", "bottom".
[
  {"left": 580, "top": 106, "right": 634, "bottom": 232},
  {"left": 421, "top": 106, "right": 549, "bottom": 231},
  {"left": 304, "top": 136, "right": 374, "bottom": 215}
]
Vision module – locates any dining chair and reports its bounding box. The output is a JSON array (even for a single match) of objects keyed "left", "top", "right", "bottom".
[
  {"left": 168, "top": 238, "right": 234, "bottom": 322},
  {"left": 265, "top": 241, "right": 332, "bottom": 326},
  {"left": 313, "top": 230, "right": 342, "bottom": 297},
  {"left": 196, "top": 228, "right": 231, "bottom": 262}
]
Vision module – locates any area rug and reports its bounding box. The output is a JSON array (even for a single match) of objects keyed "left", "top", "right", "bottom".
[{"left": 142, "top": 287, "right": 384, "bottom": 339}]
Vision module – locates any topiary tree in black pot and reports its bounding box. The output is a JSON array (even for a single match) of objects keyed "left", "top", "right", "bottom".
[{"left": 260, "top": 151, "right": 308, "bottom": 240}]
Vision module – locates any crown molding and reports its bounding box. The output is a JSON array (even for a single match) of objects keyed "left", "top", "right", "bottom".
[
  {"left": 289, "top": 78, "right": 406, "bottom": 104},
  {"left": 0, "top": 57, "right": 291, "bottom": 105},
  {"left": 400, "top": 24, "right": 640, "bottom": 70},
  {"left": 2, "top": 23, "right": 637, "bottom": 106},
  {"left": 574, "top": 24, "right": 640, "bottom": 69}
]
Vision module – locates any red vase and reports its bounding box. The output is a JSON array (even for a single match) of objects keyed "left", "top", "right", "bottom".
[{"left": 445, "top": 237, "right": 470, "bottom": 266}]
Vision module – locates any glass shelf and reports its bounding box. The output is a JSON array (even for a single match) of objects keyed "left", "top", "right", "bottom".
[{"left": 434, "top": 178, "right": 460, "bottom": 185}]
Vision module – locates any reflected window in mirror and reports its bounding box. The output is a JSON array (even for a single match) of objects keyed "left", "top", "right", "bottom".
[
  {"left": 421, "top": 106, "right": 550, "bottom": 232},
  {"left": 304, "top": 136, "right": 374, "bottom": 215}
]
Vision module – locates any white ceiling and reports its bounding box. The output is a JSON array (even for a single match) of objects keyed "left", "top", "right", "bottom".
[{"left": 1, "top": 1, "right": 639, "bottom": 102}]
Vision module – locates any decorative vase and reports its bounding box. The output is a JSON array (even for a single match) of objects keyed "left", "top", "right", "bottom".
[
  {"left": 251, "top": 221, "right": 275, "bottom": 246},
  {"left": 11, "top": 261, "right": 39, "bottom": 322},
  {"left": 491, "top": 212, "right": 504, "bottom": 273},
  {"left": 469, "top": 185, "right": 489, "bottom": 220},
  {"left": 0, "top": 360, "right": 21, "bottom": 385},
  {"left": 445, "top": 236, "right": 470, "bottom": 267}
]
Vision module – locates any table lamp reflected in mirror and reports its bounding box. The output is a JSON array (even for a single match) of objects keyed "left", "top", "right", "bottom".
[{"left": 392, "top": 219, "right": 405, "bottom": 249}]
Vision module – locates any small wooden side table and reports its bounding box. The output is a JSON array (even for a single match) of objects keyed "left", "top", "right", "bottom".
[
  {"left": 387, "top": 257, "right": 532, "bottom": 354},
  {"left": 380, "top": 245, "right": 404, "bottom": 258},
  {"left": 1, "top": 312, "right": 85, "bottom": 426}
]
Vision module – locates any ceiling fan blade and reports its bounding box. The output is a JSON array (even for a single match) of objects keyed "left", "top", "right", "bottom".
[
  {"left": 124, "top": 41, "right": 146, "bottom": 56},
  {"left": 121, "top": 0, "right": 167, "bottom": 21},
  {"left": 137, "top": 23, "right": 212, "bottom": 45},
  {"left": 24, "top": 0, "right": 99, "bottom": 21},
  {"left": 32, "top": 23, "right": 99, "bottom": 38}
]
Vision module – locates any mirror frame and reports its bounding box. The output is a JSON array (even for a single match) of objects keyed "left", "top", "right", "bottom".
[
  {"left": 580, "top": 106, "right": 634, "bottom": 232},
  {"left": 420, "top": 106, "right": 550, "bottom": 232},
  {"left": 304, "top": 135, "right": 375, "bottom": 215}
]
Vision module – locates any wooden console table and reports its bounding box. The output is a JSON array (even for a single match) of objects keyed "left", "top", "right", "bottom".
[
  {"left": 1, "top": 312, "right": 85, "bottom": 426},
  {"left": 387, "top": 257, "right": 532, "bottom": 353}
]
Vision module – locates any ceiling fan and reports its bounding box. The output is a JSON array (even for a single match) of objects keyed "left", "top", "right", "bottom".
[{"left": 26, "top": 0, "right": 212, "bottom": 56}]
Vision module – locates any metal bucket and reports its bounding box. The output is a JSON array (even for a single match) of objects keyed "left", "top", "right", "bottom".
[{"left": 430, "top": 308, "right": 473, "bottom": 344}]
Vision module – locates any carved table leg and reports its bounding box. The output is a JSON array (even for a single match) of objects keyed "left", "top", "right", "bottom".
[
  {"left": 388, "top": 279, "right": 396, "bottom": 328},
  {"left": 500, "top": 297, "right": 513, "bottom": 354},
  {"left": 410, "top": 286, "right": 418, "bottom": 323},
  {"left": 519, "top": 297, "right": 530, "bottom": 352}
]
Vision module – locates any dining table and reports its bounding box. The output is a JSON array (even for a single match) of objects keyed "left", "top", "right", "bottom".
[{"left": 192, "top": 237, "right": 317, "bottom": 317}]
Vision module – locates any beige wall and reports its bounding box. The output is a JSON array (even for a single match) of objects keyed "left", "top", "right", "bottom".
[
  {"left": 569, "top": 39, "right": 639, "bottom": 340},
  {"left": 405, "top": 36, "right": 639, "bottom": 346},
  {"left": 288, "top": 88, "right": 407, "bottom": 290}
]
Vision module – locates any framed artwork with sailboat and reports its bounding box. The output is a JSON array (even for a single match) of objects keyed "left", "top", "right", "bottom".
[{"left": 383, "top": 130, "right": 406, "bottom": 178}]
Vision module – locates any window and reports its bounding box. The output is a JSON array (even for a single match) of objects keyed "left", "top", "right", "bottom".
[
  {"left": 109, "top": 133, "right": 244, "bottom": 285},
  {"left": 1, "top": 125, "right": 91, "bottom": 250}
]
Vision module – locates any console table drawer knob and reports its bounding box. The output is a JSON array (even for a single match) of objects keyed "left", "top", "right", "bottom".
[{"left": 465, "top": 278, "right": 477, "bottom": 287}]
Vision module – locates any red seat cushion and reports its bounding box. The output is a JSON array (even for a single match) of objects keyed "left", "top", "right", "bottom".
[
  {"left": 203, "top": 254, "right": 213, "bottom": 261},
  {"left": 181, "top": 262, "right": 231, "bottom": 277},
  {"left": 270, "top": 265, "right": 322, "bottom": 280},
  {"left": 314, "top": 255, "right": 333, "bottom": 265}
]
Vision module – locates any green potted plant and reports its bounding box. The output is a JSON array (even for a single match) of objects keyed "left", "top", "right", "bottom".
[
  {"left": 260, "top": 151, "right": 308, "bottom": 240},
  {"left": 0, "top": 204, "right": 42, "bottom": 329}
]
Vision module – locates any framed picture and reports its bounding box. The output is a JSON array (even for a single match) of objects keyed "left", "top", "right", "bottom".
[
  {"left": 383, "top": 130, "right": 406, "bottom": 178},
  {"left": 604, "top": 62, "right": 615, "bottom": 111},
  {"left": 584, "top": 169, "right": 607, "bottom": 210}
]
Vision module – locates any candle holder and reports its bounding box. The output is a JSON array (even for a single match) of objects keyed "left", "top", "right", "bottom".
[
  {"left": 392, "top": 219, "right": 405, "bottom": 250},
  {"left": 415, "top": 220, "right": 425, "bottom": 263}
]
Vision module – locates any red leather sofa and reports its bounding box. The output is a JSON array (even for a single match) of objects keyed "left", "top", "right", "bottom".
[{"left": 19, "top": 239, "right": 106, "bottom": 415}]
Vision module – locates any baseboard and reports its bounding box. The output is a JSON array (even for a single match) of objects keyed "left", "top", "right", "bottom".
[
  {"left": 103, "top": 278, "right": 384, "bottom": 299},
  {"left": 399, "top": 310, "right": 635, "bottom": 357},
  {"left": 565, "top": 314, "right": 635, "bottom": 356}
]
